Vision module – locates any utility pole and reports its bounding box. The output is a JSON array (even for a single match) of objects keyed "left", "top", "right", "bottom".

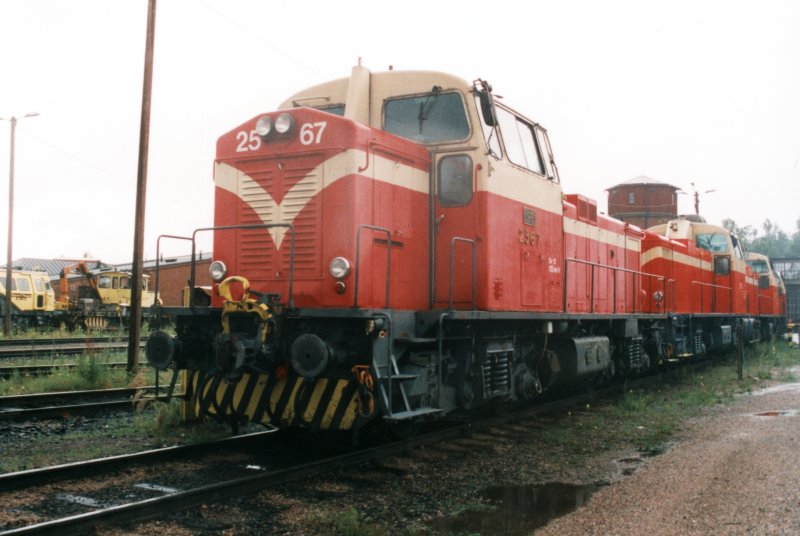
[
  {"left": 2, "top": 112, "right": 39, "bottom": 337},
  {"left": 128, "top": 0, "right": 157, "bottom": 371}
]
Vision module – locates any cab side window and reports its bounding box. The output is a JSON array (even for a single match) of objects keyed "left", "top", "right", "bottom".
[
  {"left": 14, "top": 278, "right": 31, "bottom": 292},
  {"left": 496, "top": 107, "right": 545, "bottom": 175}
]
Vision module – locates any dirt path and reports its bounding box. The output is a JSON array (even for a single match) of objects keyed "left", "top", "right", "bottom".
[{"left": 535, "top": 382, "right": 800, "bottom": 535}]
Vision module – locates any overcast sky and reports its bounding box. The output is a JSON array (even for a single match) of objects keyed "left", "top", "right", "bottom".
[{"left": 1, "top": 0, "right": 798, "bottom": 264}]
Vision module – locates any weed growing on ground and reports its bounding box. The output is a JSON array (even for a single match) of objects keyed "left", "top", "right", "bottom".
[
  {"left": 0, "top": 355, "right": 133, "bottom": 396},
  {"left": 307, "top": 507, "right": 385, "bottom": 536}
]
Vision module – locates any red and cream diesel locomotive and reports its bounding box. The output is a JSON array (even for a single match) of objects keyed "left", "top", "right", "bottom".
[{"left": 146, "top": 65, "right": 786, "bottom": 433}]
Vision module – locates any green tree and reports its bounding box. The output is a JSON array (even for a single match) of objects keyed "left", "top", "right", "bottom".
[
  {"left": 723, "top": 218, "right": 800, "bottom": 258},
  {"left": 722, "top": 218, "right": 756, "bottom": 250}
]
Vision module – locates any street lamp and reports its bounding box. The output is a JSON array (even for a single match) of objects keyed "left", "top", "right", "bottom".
[
  {"left": 1, "top": 112, "right": 39, "bottom": 336},
  {"left": 690, "top": 181, "right": 716, "bottom": 216}
]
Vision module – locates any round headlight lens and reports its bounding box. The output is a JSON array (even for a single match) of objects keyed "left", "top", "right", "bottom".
[
  {"left": 275, "top": 113, "right": 294, "bottom": 134},
  {"left": 255, "top": 116, "right": 273, "bottom": 137},
  {"left": 209, "top": 260, "right": 227, "bottom": 282},
  {"left": 329, "top": 257, "right": 351, "bottom": 279}
]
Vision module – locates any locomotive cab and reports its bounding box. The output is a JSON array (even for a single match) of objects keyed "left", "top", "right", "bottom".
[
  {"left": 0, "top": 269, "right": 56, "bottom": 313},
  {"left": 651, "top": 218, "right": 757, "bottom": 346}
]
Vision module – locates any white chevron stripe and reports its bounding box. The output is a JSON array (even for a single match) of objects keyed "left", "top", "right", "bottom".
[{"left": 215, "top": 149, "right": 428, "bottom": 249}]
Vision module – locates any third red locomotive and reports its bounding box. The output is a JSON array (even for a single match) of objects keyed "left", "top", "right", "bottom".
[{"left": 146, "top": 64, "right": 786, "bottom": 433}]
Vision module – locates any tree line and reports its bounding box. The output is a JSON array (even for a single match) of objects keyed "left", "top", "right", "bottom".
[{"left": 723, "top": 218, "right": 800, "bottom": 259}]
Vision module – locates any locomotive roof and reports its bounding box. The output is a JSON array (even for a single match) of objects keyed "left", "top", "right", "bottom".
[
  {"left": 279, "top": 66, "right": 474, "bottom": 129},
  {"left": 607, "top": 175, "right": 680, "bottom": 190}
]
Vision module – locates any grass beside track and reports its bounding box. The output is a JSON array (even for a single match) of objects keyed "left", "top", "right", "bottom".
[
  {"left": 537, "top": 339, "right": 799, "bottom": 456},
  {"left": 0, "top": 351, "right": 174, "bottom": 396}
]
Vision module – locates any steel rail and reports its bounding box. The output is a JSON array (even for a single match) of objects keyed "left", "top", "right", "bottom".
[
  {"left": 0, "top": 340, "right": 145, "bottom": 360},
  {"left": 0, "top": 387, "right": 175, "bottom": 421},
  {"left": 0, "top": 362, "right": 132, "bottom": 379},
  {"left": 0, "top": 430, "right": 277, "bottom": 492}
]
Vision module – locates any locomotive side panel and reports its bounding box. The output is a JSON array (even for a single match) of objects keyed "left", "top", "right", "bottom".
[
  {"left": 473, "top": 176, "right": 565, "bottom": 312},
  {"left": 563, "top": 196, "right": 645, "bottom": 314}
]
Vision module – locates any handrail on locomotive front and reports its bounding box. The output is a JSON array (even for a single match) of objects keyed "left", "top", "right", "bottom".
[
  {"left": 564, "top": 257, "right": 667, "bottom": 314},
  {"left": 353, "top": 224, "right": 392, "bottom": 309},
  {"left": 152, "top": 234, "right": 195, "bottom": 325},
  {"left": 151, "top": 224, "right": 296, "bottom": 310},
  {"left": 192, "top": 224, "right": 296, "bottom": 309}
]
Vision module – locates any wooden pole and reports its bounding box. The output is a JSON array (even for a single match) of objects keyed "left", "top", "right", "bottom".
[{"left": 128, "top": 0, "right": 157, "bottom": 371}]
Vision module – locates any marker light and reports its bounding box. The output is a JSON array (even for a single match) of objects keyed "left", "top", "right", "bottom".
[
  {"left": 275, "top": 113, "right": 295, "bottom": 134},
  {"left": 209, "top": 260, "right": 228, "bottom": 282}
]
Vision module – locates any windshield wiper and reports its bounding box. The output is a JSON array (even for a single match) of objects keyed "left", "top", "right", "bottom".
[{"left": 417, "top": 85, "right": 442, "bottom": 134}]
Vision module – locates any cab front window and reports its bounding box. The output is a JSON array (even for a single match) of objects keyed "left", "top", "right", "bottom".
[
  {"left": 746, "top": 260, "right": 769, "bottom": 274},
  {"left": 384, "top": 91, "right": 470, "bottom": 144},
  {"left": 695, "top": 233, "right": 729, "bottom": 253}
]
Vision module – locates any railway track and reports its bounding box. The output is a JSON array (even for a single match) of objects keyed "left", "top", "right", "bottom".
[
  {"left": 0, "top": 362, "right": 135, "bottom": 379},
  {"left": 0, "top": 387, "right": 172, "bottom": 421},
  {"left": 0, "top": 361, "right": 707, "bottom": 535},
  {"left": 0, "top": 337, "right": 145, "bottom": 360},
  {"left": 0, "top": 384, "right": 621, "bottom": 535}
]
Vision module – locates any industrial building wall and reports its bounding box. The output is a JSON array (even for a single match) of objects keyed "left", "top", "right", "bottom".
[{"left": 145, "top": 260, "right": 212, "bottom": 306}]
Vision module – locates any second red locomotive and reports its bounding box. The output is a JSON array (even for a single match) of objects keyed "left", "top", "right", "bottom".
[{"left": 146, "top": 65, "right": 786, "bottom": 433}]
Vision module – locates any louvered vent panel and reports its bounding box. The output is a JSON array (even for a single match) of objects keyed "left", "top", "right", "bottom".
[{"left": 237, "top": 158, "right": 322, "bottom": 278}]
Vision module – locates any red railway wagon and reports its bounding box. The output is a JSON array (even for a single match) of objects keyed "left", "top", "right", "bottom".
[{"left": 146, "top": 65, "right": 785, "bottom": 433}]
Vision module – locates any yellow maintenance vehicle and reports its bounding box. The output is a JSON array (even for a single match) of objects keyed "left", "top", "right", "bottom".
[{"left": 0, "top": 268, "right": 58, "bottom": 328}]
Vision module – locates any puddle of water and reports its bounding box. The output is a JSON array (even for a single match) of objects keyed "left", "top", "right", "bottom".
[
  {"left": 428, "top": 482, "right": 601, "bottom": 535},
  {"left": 754, "top": 410, "right": 799, "bottom": 417}
]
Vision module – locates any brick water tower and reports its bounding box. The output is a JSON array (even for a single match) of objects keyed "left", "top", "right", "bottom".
[{"left": 606, "top": 176, "right": 680, "bottom": 229}]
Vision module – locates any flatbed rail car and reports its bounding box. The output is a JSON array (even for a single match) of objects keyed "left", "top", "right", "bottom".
[{"left": 146, "top": 65, "right": 786, "bottom": 433}]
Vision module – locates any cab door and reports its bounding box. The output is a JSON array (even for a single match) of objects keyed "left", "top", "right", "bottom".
[
  {"left": 432, "top": 153, "right": 478, "bottom": 309},
  {"left": 32, "top": 276, "right": 45, "bottom": 310}
]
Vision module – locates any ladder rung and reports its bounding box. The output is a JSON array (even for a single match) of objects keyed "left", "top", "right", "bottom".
[
  {"left": 384, "top": 408, "right": 443, "bottom": 421},
  {"left": 394, "top": 337, "right": 437, "bottom": 345},
  {"left": 381, "top": 374, "right": 417, "bottom": 381}
]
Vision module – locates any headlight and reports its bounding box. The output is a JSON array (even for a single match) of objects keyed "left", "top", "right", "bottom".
[
  {"left": 209, "top": 260, "right": 227, "bottom": 282},
  {"left": 255, "top": 116, "right": 273, "bottom": 137},
  {"left": 275, "top": 113, "right": 295, "bottom": 134},
  {"left": 329, "top": 257, "right": 351, "bottom": 279}
]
